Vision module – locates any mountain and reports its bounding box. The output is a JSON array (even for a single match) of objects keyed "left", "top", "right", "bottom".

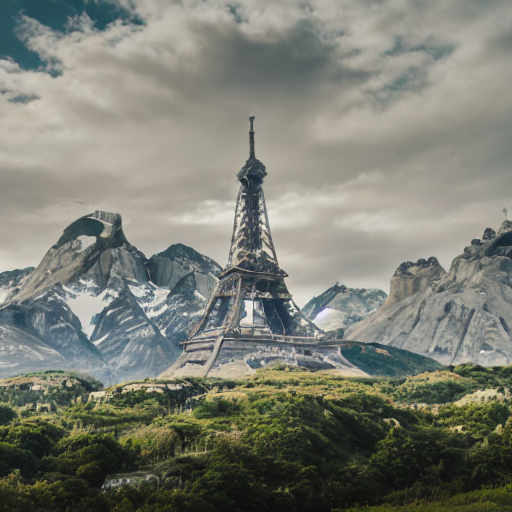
[
  {"left": 144, "top": 244, "right": 221, "bottom": 345},
  {"left": 345, "top": 223, "right": 512, "bottom": 366},
  {"left": 302, "top": 283, "right": 387, "bottom": 335},
  {"left": 0, "top": 211, "right": 221, "bottom": 383}
]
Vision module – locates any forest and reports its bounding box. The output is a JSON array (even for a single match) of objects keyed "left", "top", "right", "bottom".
[{"left": 0, "top": 364, "right": 510, "bottom": 512}]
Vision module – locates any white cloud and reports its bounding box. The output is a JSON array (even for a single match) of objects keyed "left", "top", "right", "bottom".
[{"left": 334, "top": 211, "right": 401, "bottom": 234}]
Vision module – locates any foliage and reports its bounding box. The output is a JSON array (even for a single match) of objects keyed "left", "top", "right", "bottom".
[
  {"left": 0, "top": 405, "right": 17, "bottom": 426},
  {"left": 123, "top": 425, "right": 182, "bottom": 464},
  {"left": 0, "top": 371, "right": 103, "bottom": 409},
  {"left": 339, "top": 342, "right": 444, "bottom": 377},
  {"left": 0, "top": 366, "right": 510, "bottom": 511}
]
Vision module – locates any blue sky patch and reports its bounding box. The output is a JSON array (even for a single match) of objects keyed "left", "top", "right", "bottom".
[{"left": 0, "top": 0, "right": 142, "bottom": 72}]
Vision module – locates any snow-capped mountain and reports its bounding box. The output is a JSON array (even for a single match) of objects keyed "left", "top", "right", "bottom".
[
  {"left": 345, "top": 223, "right": 512, "bottom": 366},
  {"left": 0, "top": 211, "right": 221, "bottom": 383},
  {"left": 302, "top": 283, "right": 387, "bottom": 335}
]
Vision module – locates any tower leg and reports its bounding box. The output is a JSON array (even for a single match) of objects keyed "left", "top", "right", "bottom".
[
  {"left": 200, "top": 276, "right": 243, "bottom": 377},
  {"left": 200, "top": 334, "right": 226, "bottom": 378}
]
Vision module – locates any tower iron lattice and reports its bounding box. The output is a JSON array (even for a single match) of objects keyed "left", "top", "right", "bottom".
[{"left": 162, "top": 118, "right": 356, "bottom": 378}]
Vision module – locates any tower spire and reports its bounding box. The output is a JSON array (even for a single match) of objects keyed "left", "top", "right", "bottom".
[
  {"left": 237, "top": 116, "right": 266, "bottom": 182},
  {"left": 249, "top": 116, "right": 255, "bottom": 159}
]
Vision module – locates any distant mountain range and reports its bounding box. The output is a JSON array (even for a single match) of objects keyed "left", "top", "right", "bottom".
[
  {"left": 2, "top": 212, "right": 509, "bottom": 382},
  {"left": 0, "top": 211, "right": 220, "bottom": 384}
]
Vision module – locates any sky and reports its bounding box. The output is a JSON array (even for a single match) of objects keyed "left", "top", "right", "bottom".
[{"left": 1, "top": 0, "right": 512, "bottom": 307}]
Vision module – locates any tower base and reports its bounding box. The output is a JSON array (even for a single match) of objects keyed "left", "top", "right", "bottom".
[{"left": 158, "top": 335, "right": 367, "bottom": 379}]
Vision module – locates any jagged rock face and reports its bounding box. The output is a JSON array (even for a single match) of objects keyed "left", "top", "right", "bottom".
[
  {"left": 149, "top": 272, "right": 212, "bottom": 342},
  {"left": 302, "top": 283, "right": 387, "bottom": 334},
  {"left": 0, "top": 212, "right": 220, "bottom": 383},
  {"left": 0, "top": 267, "right": 34, "bottom": 303},
  {"left": 0, "top": 288, "right": 103, "bottom": 358},
  {"left": 345, "top": 222, "right": 512, "bottom": 366},
  {"left": 147, "top": 243, "right": 221, "bottom": 296},
  {"left": 145, "top": 244, "right": 222, "bottom": 344},
  {"left": 7, "top": 212, "right": 129, "bottom": 305},
  {"left": 90, "top": 289, "right": 180, "bottom": 382},
  {"left": 389, "top": 257, "right": 445, "bottom": 303}
]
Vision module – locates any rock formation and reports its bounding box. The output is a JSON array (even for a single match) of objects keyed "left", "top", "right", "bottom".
[
  {"left": 345, "top": 222, "right": 512, "bottom": 366},
  {"left": 302, "top": 283, "right": 387, "bottom": 335}
]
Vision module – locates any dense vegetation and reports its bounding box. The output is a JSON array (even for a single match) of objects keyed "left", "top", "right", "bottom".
[{"left": 0, "top": 364, "right": 510, "bottom": 512}]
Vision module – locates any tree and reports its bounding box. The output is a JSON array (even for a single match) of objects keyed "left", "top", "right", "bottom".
[{"left": 0, "top": 405, "right": 17, "bottom": 426}]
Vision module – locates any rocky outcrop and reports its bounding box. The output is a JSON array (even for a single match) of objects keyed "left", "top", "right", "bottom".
[
  {"left": 388, "top": 257, "right": 445, "bottom": 303},
  {"left": 345, "top": 222, "right": 512, "bottom": 367},
  {"left": 0, "top": 267, "right": 34, "bottom": 303},
  {"left": 302, "top": 283, "right": 387, "bottom": 334}
]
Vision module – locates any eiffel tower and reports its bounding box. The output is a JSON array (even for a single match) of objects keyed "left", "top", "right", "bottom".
[{"left": 161, "top": 117, "right": 360, "bottom": 378}]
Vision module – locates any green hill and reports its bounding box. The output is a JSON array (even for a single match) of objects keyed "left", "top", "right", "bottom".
[
  {"left": 337, "top": 341, "right": 444, "bottom": 377},
  {"left": 0, "top": 365, "right": 509, "bottom": 512}
]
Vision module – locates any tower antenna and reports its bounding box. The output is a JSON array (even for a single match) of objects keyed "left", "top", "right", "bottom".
[
  {"left": 503, "top": 207, "right": 508, "bottom": 220},
  {"left": 249, "top": 116, "right": 255, "bottom": 159}
]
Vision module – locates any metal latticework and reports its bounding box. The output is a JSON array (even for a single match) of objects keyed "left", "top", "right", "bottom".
[{"left": 165, "top": 117, "right": 326, "bottom": 378}]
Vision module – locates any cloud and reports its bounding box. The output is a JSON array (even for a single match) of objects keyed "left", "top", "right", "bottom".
[
  {"left": 1, "top": 0, "right": 512, "bottom": 306},
  {"left": 334, "top": 211, "right": 401, "bottom": 234}
]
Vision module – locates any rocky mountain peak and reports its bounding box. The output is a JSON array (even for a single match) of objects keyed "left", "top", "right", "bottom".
[
  {"left": 460, "top": 220, "right": 512, "bottom": 262},
  {"left": 55, "top": 211, "right": 126, "bottom": 250},
  {"left": 147, "top": 243, "right": 221, "bottom": 293},
  {"left": 3, "top": 211, "right": 143, "bottom": 305},
  {"left": 497, "top": 219, "right": 512, "bottom": 235},
  {"left": 0, "top": 210, "right": 226, "bottom": 383},
  {"left": 302, "top": 284, "right": 387, "bottom": 334},
  {"left": 332, "top": 282, "right": 348, "bottom": 293},
  {"left": 394, "top": 257, "right": 442, "bottom": 277},
  {"left": 482, "top": 227, "right": 496, "bottom": 241},
  {"left": 389, "top": 257, "right": 445, "bottom": 303},
  {"left": 155, "top": 243, "right": 219, "bottom": 270}
]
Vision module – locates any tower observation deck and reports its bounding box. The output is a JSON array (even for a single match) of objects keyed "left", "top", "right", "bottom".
[{"left": 160, "top": 118, "right": 360, "bottom": 379}]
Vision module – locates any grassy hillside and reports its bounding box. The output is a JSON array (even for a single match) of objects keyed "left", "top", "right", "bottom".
[
  {"left": 0, "top": 365, "right": 509, "bottom": 511},
  {"left": 338, "top": 341, "right": 443, "bottom": 377}
]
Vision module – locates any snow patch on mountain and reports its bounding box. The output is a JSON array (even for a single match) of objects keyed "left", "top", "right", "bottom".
[
  {"left": 63, "top": 284, "right": 117, "bottom": 337},
  {"left": 0, "top": 288, "right": 10, "bottom": 305},
  {"left": 313, "top": 308, "right": 351, "bottom": 332}
]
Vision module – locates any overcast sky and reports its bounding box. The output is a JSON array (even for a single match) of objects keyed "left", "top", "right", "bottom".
[{"left": 1, "top": 0, "right": 512, "bottom": 306}]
